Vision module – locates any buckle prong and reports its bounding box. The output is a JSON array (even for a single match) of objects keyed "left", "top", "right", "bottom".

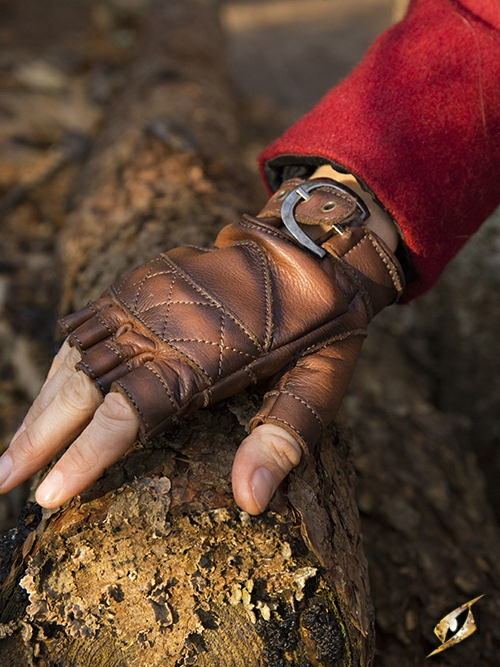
[
  {"left": 296, "top": 186, "right": 312, "bottom": 202},
  {"left": 280, "top": 179, "right": 369, "bottom": 259}
]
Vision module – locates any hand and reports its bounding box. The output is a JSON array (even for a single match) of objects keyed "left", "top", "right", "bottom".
[
  {"left": 0, "top": 341, "right": 301, "bottom": 513},
  {"left": 0, "top": 176, "right": 404, "bottom": 513}
]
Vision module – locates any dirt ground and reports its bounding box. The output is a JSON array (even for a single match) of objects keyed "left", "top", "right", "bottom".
[{"left": 223, "top": 0, "right": 394, "bottom": 119}]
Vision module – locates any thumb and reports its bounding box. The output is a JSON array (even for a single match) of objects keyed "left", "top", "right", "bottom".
[{"left": 231, "top": 423, "right": 302, "bottom": 515}]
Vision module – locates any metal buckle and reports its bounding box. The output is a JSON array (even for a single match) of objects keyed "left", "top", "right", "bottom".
[{"left": 280, "top": 179, "right": 369, "bottom": 258}]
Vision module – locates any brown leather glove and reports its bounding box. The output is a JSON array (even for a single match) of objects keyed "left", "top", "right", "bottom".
[{"left": 59, "top": 178, "right": 404, "bottom": 453}]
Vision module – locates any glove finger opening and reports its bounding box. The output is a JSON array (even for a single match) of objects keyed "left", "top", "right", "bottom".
[
  {"left": 59, "top": 304, "right": 95, "bottom": 335},
  {"left": 68, "top": 314, "right": 117, "bottom": 351},
  {"left": 249, "top": 333, "right": 365, "bottom": 453},
  {"left": 78, "top": 329, "right": 157, "bottom": 378},
  {"left": 111, "top": 357, "right": 208, "bottom": 442}
]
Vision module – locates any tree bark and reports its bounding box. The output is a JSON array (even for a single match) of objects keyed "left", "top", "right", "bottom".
[{"left": 1, "top": 1, "right": 500, "bottom": 666}]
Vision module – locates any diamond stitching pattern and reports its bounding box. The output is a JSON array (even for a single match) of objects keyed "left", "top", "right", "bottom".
[{"left": 113, "top": 253, "right": 269, "bottom": 385}]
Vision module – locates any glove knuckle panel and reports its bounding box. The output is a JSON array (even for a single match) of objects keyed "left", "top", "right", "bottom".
[
  {"left": 153, "top": 357, "right": 205, "bottom": 408},
  {"left": 78, "top": 342, "right": 124, "bottom": 379},
  {"left": 171, "top": 242, "right": 273, "bottom": 345},
  {"left": 68, "top": 315, "right": 114, "bottom": 351}
]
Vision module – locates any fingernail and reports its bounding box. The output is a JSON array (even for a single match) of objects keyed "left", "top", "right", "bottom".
[
  {"left": 36, "top": 470, "right": 64, "bottom": 507},
  {"left": 0, "top": 453, "right": 12, "bottom": 488},
  {"left": 251, "top": 467, "right": 276, "bottom": 513}
]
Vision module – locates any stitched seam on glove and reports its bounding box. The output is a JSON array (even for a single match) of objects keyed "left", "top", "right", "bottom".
[
  {"left": 203, "top": 387, "right": 211, "bottom": 408},
  {"left": 103, "top": 341, "right": 125, "bottom": 362},
  {"left": 70, "top": 331, "right": 87, "bottom": 352},
  {"left": 166, "top": 342, "right": 213, "bottom": 385},
  {"left": 116, "top": 262, "right": 155, "bottom": 303},
  {"left": 158, "top": 254, "right": 266, "bottom": 352},
  {"left": 232, "top": 240, "right": 274, "bottom": 351},
  {"left": 364, "top": 233, "right": 405, "bottom": 296},
  {"left": 254, "top": 415, "right": 306, "bottom": 450},
  {"left": 160, "top": 272, "right": 177, "bottom": 340},
  {"left": 245, "top": 365, "right": 259, "bottom": 384},
  {"left": 93, "top": 310, "right": 118, "bottom": 338},
  {"left": 164, "top": 338, "right": 255, "bottom": 359},
  {"left": 60, "top": 303, "right": 101, "bottom": 336},
  {"left": 263, "top": 389, "right": 323, "bottom": 429},
  {"left": 240, "top": 216, "right": 291, "bottom": 243},
  {"left": 342, "top": 234, "right": 403, "bottom": 297},
  {"left": 106, "top": 263, "right": 364, "bottom": 411},
  {"left": 237, "top": 217, "right": 378, "bottom": 328},
  {"left": 302, "top": 328, "right": 368, "bottom": 356},
  {"left": 111, "top": 282, "right": 265, "bottom": 363},
  {"left": 76, "top": 359, "right": 105, "bottom": 394},
  {"left": 113, "top": 380, "right": 150, "bottom": 431},
  {"left": 326, "top": 250, "right": 374, "bottom": 321},
  {"left": 152, "top": 309, "right": 362, "bottom": 426},
  {"left": 239, "top": 216, "right": 396, "bottom": 322},
  {"left": 217, "top": 311, "right": 225, "bottom": 380},
  {"left": 129, "top": 299, "right": 223, "bottom": 313},
  {"left": 143, "top": 362, "right": 181, "bottom": 412}
]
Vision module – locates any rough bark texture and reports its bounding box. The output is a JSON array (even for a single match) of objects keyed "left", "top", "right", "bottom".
[
  {"left": 0, "top": 0, "right": 152, "bottom": 523},
  {"left": 1, "top": 1, "right": 500, "bottom": 666}
]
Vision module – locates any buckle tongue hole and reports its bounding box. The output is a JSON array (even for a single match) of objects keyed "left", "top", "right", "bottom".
[{"left": 321, "top": 201, "right": 338, "bottom": 212}]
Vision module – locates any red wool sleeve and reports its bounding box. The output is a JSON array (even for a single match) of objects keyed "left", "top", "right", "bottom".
[{"left": 259, "top": 0, "right": 500, "bottom": 302}]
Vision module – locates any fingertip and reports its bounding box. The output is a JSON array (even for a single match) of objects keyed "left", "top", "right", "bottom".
[
  {"left": 0, "top": 452, "right": 12, "bottom": 490},
  {"left": 232, "top": 424, "right": 302, "bottom": 515},
  {"left": 35, "top": 469, "right": 64, "bottom": 508}
]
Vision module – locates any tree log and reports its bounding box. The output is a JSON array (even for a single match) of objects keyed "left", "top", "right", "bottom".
[{"left": 59, "top": 0, "right": 262, "bottom": 312}]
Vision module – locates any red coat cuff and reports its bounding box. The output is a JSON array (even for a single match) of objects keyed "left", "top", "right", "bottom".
[{"left": 259, "top": 0, "right": 500, "bottom": 302}]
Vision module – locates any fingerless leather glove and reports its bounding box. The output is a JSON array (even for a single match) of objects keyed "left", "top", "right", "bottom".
[{"left": 60, "top": 178, "right": 404, "bottom": 452}]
